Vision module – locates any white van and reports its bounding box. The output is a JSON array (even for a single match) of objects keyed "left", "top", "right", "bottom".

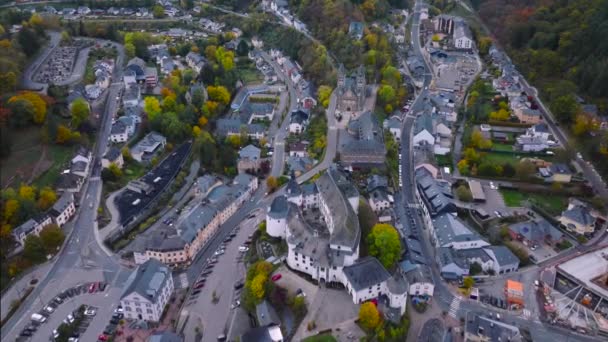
[{"left": 31, "top": 313, "right": 47, "bottom": 323}]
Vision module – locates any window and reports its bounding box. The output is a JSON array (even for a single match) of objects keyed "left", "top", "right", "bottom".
[
  {"left": 134, "top": 301, "right": 140, "bottom": 306},
  {"left": 125, "top": 306, "right": 132, "bottom": 312},
  {"left": 136, "top": 308, "right": 142, "bottom": 313},
  {"left": 146, "top": 309, "right": 153, "bottom": 314},
  {"left": 146, "top": 303, "right": 151, "bottom": 308}
]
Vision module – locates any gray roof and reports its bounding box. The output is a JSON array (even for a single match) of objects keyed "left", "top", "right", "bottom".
[
  {"left": 111, "top": 120, "right": 127, "bottom": 135},
  {"left": 508, "top": 218, "right": 563, "bottom": 243},
  {"left": 343, "top": 257, "right": 391, "bottom": 291},
  {"left": 561, "top": 205, "right": 596, "bottom": 226},
  {"left": 367, "top": 174, "right": 388, "bottom": 193},
  {"left": 486, "top": 246, "right": 520, "bottom": 267},
  {"left": 549, "top": 163, "right": 572, "bottom": 175},
  {"left": 148, "top": 331, "right": 183, "bottom": 342},
  {"left": 287, "top": 156, "right": 314, "bottom": 173},
  {"left": 178, "top": 204, "right": 218, "bottom": 244},
  {"left": 196, "top": 175, "right": 219, "bottom": 196},
  {"left": 234, "top": 173, "right": 255, "bottom": 187},
  {"left": 239, "top": 145, "right": 261, "bottom": 160},
  {"left": 386, "top": 273, "right": 408, "bottom": 294},
  {"left": 414, "top": 112, "right": 434, "bottom": 135},
  {"left": 454, "top": 20, "right": 472, "bottom": 40},
  {"left": 286, "top": 175, "right": 302, "bottom": 197},
  {"left": 121, "top": 259, "right": 171, "bottom": 303},
  {"left": 56, "top": 173, "right": 82, "bottom": 191},
  {"left": 255, "top": 300, "right": 280, "bottom": 327},
  {"left": 415, "top": 168, "right": 455, "bottom": 215},
  {"left": 433, "top": 213, "right": 485, "bottom": 247},
  {"left": 104, "top": 147, "right": 122, "bottom": 161},
  {"left": 465, "top": 313, "right": 522, "bottom": 342},
  {"left": 533, "top": 123, "right": 549, "bottom": 133},
  {"left": 290, "top": 110, "right": 309, "bottom": 125},
  {"left": 315, "top": 166, "right": 360, "bottom": 249},
  {"left": 71, "top": 160, "right": 88, "bottom": 173},
  {"left": 301, "top": 183, "right": 318, "bottom": 196},
  {"left": 268, "top": 196, "right": 289, "bottom": 219}
]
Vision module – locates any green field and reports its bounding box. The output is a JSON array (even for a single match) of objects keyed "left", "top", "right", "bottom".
[
  {"left": 492, "top": 143, "right": 515, "bottom": 152},
  {"left": 480, "top": 151, "right": 521, "bottom": 165},
  {"left": 302, "top": 334, "right": 338, "bottom": 342},
  {"left": 500, "top": 189, "right": 568, "bottom": 215},
  {"left": 34, "top": 145, "right": 76, "bottom": 189}
]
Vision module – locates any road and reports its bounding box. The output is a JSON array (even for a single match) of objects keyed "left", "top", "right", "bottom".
[
  {"left": 397, "top": 2, "right": 597, "bottom": 341},
  {"left": 1, "top": 40, "right": 129, "bottom": 341}
]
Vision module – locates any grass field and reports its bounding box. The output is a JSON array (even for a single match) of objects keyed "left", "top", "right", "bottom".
[
  {"left": 479, "top": 151, "right": 521, "bottom": 166},
  {"left": 492, "top": 143, "right": 515, "bottom": 152},
  {"left": 500, "top": 189, "right": 568, "bottom": 215},
  {"left": 34, "top": 145, "right": 76, "bottom": 189},
  {"left": 302, "top": 334, "right": 338, "bottom": 342},
  {"left": 2, "top": 127, "right": 44, "bottom": 187}
]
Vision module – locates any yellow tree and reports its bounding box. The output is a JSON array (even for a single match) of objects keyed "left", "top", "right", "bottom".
[
  {"left": 358, "top": 302, "right": 381, "bottom": 330},
  {"left": 266, "top": 176, "right": 278, "bottom": 192},
  {"left": 9, "top": 92, "right": 47, "bottom": 124},
  {"left": 3, "top": 199, "right": 19, "bottom": 222},
  {"left": 144, "top": 97, "right": 162, "bottom": 121},
  {"left": 37, "top": 187, "right": 57, "bottom": 210},
  {"left": 207, "top": 86, "right": 231, "bottom": 105},
  {"left": 317, "top": 85, "right": 332, "bottom": 108},
  {"left": 250, "top": 274, "right": 267, "bottom": 300},
  {"left": 192, "top": 125, "right": 202, "bottom": 137},
  {"left": 19, "top": 184, "right": 37, "bottom": 202}
]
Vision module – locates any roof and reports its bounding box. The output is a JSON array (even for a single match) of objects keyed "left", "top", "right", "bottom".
[
  {"left": 386, "top": 273, "right": 408, "bottom": 294},
  {"left": 56, "top": 173, "right": 83, "bottom": 190},
  {"left": 454, "top": 20, "right": 472, "bottom": 40},
  {"left": 290, "top": 109, "right": 309, "bottom": 125},
  {"left": 415, "top": 168, "right": 455, "bottom": 215},
  {"left": 132, "top": 132, "right": 166, "bottom": 154},
  {"left": 367, "top": 174, "right": 388, "bottom": 193},
  {"left": 343, "top": 257, "right": 391, "bottom": 291},
  {"left": 561, "top": 205, "right": 596, "bottom": 226},
  {"left": 486, "top": 246, "right": 519, "bottom": 267},
  {"left": 465, "top": 313, "right": 522, "bottom": 342},
  {"left": 506, "top": 279, "right": 523, "bottom": 292},
  {"left": 111, "top": 120, "right": 127, "bottom": 135},
  {"left": 315, "top": 166, "right": 360, "bottom": 249},
  {"left": 178, "top": 204, "right": 219, "bottom": 244},
  {"left": 549, "top": 163, "right": 572, "bottom": 175},
  {"left": 241, "top": 325, "right": 283, "bottom": 342},
  {"left": 121, "top": 259, "right": 171, "bottom": 303},
  {"left": 255, "top": 300, "right": 280, "bottom": 327},
  {"left": 414, "top": 112, "right": 434, "bottom": 135},
  {"left": 508, "top": 218, "right": 563, "bottom": 242},
  {"left": 71, "top": 160, "right": 88, "bottom": 173},
  {"left": 268, "top": 196, "right": 289, "bottom": 219},
  {"left": 239, "top": 144, "right": 261, "bottom": 160},
  {"left": 433, "top": 213, "right": 485, "bottom": 247},
  {"left": 556, "top": 247, "right": 608, "bottom": 299},
  {"left": 104, "top": 147, "right": 122, "bottom": 161},
  {"left": 467, "top": 180, "right": 485, "bottom": 201},
  {"left": 148, "top": 331, "right": 183, "bottom": 342},
  {"left": 533, "top": 123, "right": 549, "bottom": 133}
]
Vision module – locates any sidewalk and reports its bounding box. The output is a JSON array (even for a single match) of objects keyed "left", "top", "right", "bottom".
[{"left": 0, "top": 262, "right": 53, "bottom": 322}]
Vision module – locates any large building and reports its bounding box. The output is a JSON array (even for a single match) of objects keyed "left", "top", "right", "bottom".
[
  {"left": 340, "top": 111, "right": 387, "bottom": 168},
  {"left": 120, "top": 259, "right": 174, "bottom": 322},
  {"left": 265, "top": 166, "right": 407, "bottom": 314},
  {"left": 336, "top": 64, "right": 366, "bottom": 112}
]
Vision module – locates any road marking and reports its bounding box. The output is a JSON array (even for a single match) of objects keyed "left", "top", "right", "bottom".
[
  {"left": 448, "top": 296, "right": 462, "bottom": 318},
  {"left": 522, "top": 309, "right": 531, "bottom": 319}
]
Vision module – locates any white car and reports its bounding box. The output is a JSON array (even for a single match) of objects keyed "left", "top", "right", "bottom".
[
  {"left": 64, "top": 314, "right": 75, "bottom": 324},
  {"left": 52, "top": 329, "right": 59, "bottom": 339},
  {"left": 489, "top": 182, "right": 498, "bottom": 190},
  {"left": 84, "top": 308, "right": 96, "bottom": 316},
  {"left": 114, "top": 306, "right": 124, "bottom": 315}
]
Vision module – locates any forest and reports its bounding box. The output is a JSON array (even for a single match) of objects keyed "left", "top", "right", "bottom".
[{"left": 474, "top": 0, "right": 608, "bottom": 178}]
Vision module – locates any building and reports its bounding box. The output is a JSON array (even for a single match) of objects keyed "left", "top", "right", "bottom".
[
  {"left": 341, "top": 111, "right": 386, "bottom": 167},
  {"left": 454, "top": 20, "right": 473, "bottom": 50},
  {"left": 289, "top": 109, "right": 309, "bottom": 134},
  {"left": 288, "top": 142, "right": 308, "bottom": 157},
  {"left": 336, "top": 64, "right": 366, "bottom": 112},
  {"left": 384, "top": 116, "right": 402, "bottom": 141},
  {"left": 265, "top": 166, "right": 407, "bottom": 313},
  {"left": 415, "top": 167, "right": 457, "bottom": 230},
  {"left": 434, "top": 15, "right": 455, "bottom": 34},
  {"left": 50, "top": 192, "right": 76, "bottom": 227},
  {"left": 12, "top": 214, "right": 53, "bottom": 245},
  {"left": 240, "top": 325, "right": 283, "bottom": 342},
  {"left": 56, "top": 172, "right": 84, "bottom": 193},
  {"left": 237, "top": 144, "right": 262, "bottom": 174},
  {"left": 399, "top": 261, "right": 435, "bottom": 298},
  {"left": 540, "top": 163, "right": 572, "bottom": 183},
  {"left": 110, "top": 120, "right": 129, "bottom": 143},
  {"left": 348, "top": 21, "right": 364, "bottom": 40},
  {"left": 131, "top": 132, "right": 167, "bottom": 162},
  {"left": 256, "top": 300, "right": 280, "bottom": 327},
  {"left": 514, "top": 107, "right": 542, "bottom": 124},
  {"left": 185, "top": 52, "right": 206, "bottom": 73},
  {"left": 148, "top": 331, "right": 183, "bottom": 342},
  {"left": 120, "top": 259, "right": 174, "bottom": 322},
  {"left": 559, "top": 201, "right": 597, "bottom": 235},
  {"left": 368, "top": 188, "right": 393, "bottom": 214},
  {"left": 432, "top": 213, "right": 490, "bottom": 250},
  {"left": 555, "top": 247, "right": 608, "bottom": 304},
  {"left": 413, "top": 113, "right": 435, "bottom": 147},
  {"left": 505, "top": 279, "right": 524, "bottom": 308},
  {"left": 468, "top": 180, "right": 485, "bottom": 202},
  {"left": 103, "top": 147, "right": 124, "bottom": 169},
  {"left": 464, "top": 312, "right": 522, "bottom": 342},
  {"left": 508, "top": 217, "right": 564, "bottom": 247}
]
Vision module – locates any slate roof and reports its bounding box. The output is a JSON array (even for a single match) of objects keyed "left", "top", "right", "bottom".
[
  {"left": 239, "top": 144, "right": 261, "bottom": 160},
  {"left": 268, "top": 196, "right": 289, "bottom": 219},
  {"left": 148, "top": 331, "right": 183, "bottom": 342},
  {"left": 343, "top": 257, "right": 391, "bottom": 291},
  {"left": 508, "top": 218, "right": 563, "bottom": 242},
  {"left": 433, "top": 213, "right": 485, "bottom": 247},
  {"left": 111, "top": 120, "right": 127, "bottom": 135},
  {"left": 386, "top": 273, "right": 408, "bottom": 294},
  {"left": 367, "top": 174, "right": 388, "bottom": 193},
  {"left": 465, "top": 313, "right": 522, "bottom": 342},
  {"left": 415, "top": 168, "right": 455, "bottom": 215},
  {"left": 486, "top": 246, "right": 520, "bottom": 267},
  {"left": 315, "top": 166, "right": 360, "bottom": 249},
  {"left": 121, "top": 258, "right": 171, "bottom": 303},
  {"left": 256, "top": 300, "right": 280, "bottom": 327},
  {"left": 178, "top": 205, "right": 218, "bottom": 244},
  {"left": 104, "top": 147, "right": 122, "bottom": 161},
  {"left": 533, "top": 123, "right": 549, "bottom": 133},
  {"left": 414, "top": 113, "right": 434, "bottom": 135},
  {"left": 56, "top": 173, "right": 83, "bottom": 191},
  {"left": 561, "top": 205, "right": 596, "bottom": 226},
  {"left": 290, "top": 109, "right": 309, "bottom": 125},
  {"left": 549, "top": 163, "right": 572, "bottom": 175}
]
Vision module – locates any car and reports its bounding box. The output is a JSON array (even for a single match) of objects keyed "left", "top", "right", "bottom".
[
  {"left": 576, "top": 152, "right": 583, "bottom": 159},
  {"left": 112, "top": 312, "right": 124, "bottom": 320},
  {"left": 99, "top": 282, "right": 107, "bottom": 291},
  {"left": 64, "top": 314, "right": 75, "bottom": 324},
  {"left": 231, "top": 300, "right": 241, "bottom": 309},
  {"left": 53, "top": 296, "right": 64, "bottom": 305},
  {"left": 20, "top": 330, "right": 33, "bottom": 337},
  {"left": 191, "top": 289, "right": 202, "bottom": 296},
  {"left": 238, "top": 246, "right": 249, "bottom": 252},
  {"left": 84, "top": 308, "right": 97, "bottom": 316},
  {"left": 44, "top": 305, "right": 55, "bottom": 314},
  {"left": 489, "top": 182, "right": 498, "bottom": 190},
  {"left": 110, "top": 317, "right": 120, "bottom": 324},
  {"left": 194, "top": 282, "right": 205, "bottom": 289},
  {"left": 114, "top": 306, "right": 124, "bottom": 315},
  {"left": 88, "top": 283, "right": 97, "bottom": 293},
  {"left": 98, "top": 334, "right": 109, "bottom": 341},
  {"left": 234, "top": 281, "right": 244, "bottom": 290},
  {"left": 53, "top": 329, "right": 60, "bottom": 338},
  {"left": 24, "top": 325, "right": 37, "bottom": 332},
  {"left": 494, "top": 211, "right": 502, "bottom": 218},
  {"left": 68, "top": 338, "right": 79, "bottom": 342},
  {"left": 271, "top": 274, "right": 282, "bottom": 282}
]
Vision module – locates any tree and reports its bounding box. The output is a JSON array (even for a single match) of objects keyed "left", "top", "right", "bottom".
[
  {"left": 266, "top": 176, "right": 278, "bottom": 192},
  {"left": 37, "top": 187, "right": 57, "bottom": 210},
  {"left": 573, "top": 113, "right": 592, "bottom": 136},
  {"left": 469, "top": 262, "right": 482, "bottom": 276},
  {"left": 3, "top": 199, "right": 19, "bottom": 223},
  {"left": 124, "top": 43, "right": 135, "bottom": 59},
  {"left": 56, "top": 125, "right": 79, "bottom": 144},
  {"left": 367, "top": 223, "right": 402, "bottom": 269},
  {"left": 207, "top": 85, "right": 231, "bottom": 105},
  {"left": 109, "top": 163, "right": 122, "bottom": 178},
  {"left": 478, "top": 36, "right": 492, "bottom": 55},
  {"left": 9, "top": 92, "right": 47, "bottom": 124},
  {"left": 463, "top": 276, "right": 475, "bottom": 289},
  {"left": 550, "top": 94, "right": 579, "bottom": 122},
  {"left": 152, "top": 5, "right": 165, "bottom": 18},
  {"left": 70, "top": 98, "right": 90, "bottom": 128},
  {"left": 144, "top": 97, "right": 162, "bottom": 121},
  {"left": 39, "top": 224, "right": 64, "bottom": 254},
  {"left": 250, "top": 273, "right": 267, "bottom": 300},
  {"left": 515, "top": 160, "right": 536, "bottom": 180},
  {"left": 19, "top": 184, "right": 36, "bottom": 202},
  {"left": 456, "top": 185, "right": 473, "bottom": 202},
  {"left": 317, "top": 85, "right": 332, "bottom": 108},
  {"left": 489, "top": 108, "right": 510, "bottom": 121},
  {"left": 7, "top": 99, "right": 35, "bottom": 127},
  {"left": 470, "top": 130, "right": 492, "bottom": 149},
  {"left": 23, "top": 235, "right": 46, "bottom": 263},
  {"left": 236, "top": 39, "right": 250, "bottom": 57},
  {"left": 359, "top": 302, "right": 381, "bottom": 330}
]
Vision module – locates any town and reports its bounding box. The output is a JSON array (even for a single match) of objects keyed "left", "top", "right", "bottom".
[{"left": 0, "top": 0, "right": 607, "bottom": 342}]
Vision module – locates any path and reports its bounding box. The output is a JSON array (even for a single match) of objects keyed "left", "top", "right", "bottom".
[{"left": 27, "top": 145, "right": 48, "bottom": 184}]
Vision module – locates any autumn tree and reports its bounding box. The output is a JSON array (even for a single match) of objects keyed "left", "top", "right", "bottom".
[
  {"left": 8, "top": 92, "right": 47, "bottom": 124},
  {"left": 456, "top": 185, "right": 473, "bottom": 202},
  {"left": 70, "top": 98, "right": 90, "bottom": 128},
  {"left": 144, "top": 97, "right": 162, "bottom": 121},
  {"left": 39, "top": 224, "right": 65, "bottom": 254},
  {"left": 489, "top": 108, "right": 510, "bottom": 121},
  {"left": 463, "top": 276, "right": 475, "bottom": 289},
  {"left": 317, "top": 85, "right": 332, "bottom": 108},
  {"left": 56, "top": 125, "right": 80, "bottom": 144},
  {"left": 515, "top": 160, "right": 537, "bottom": 181},
  {"left": 207, "top": 85, "right": 231, "bottom": 105},
  {"left": 37, "top": 187, "right": 57, "bottom": 210},
  {"left": 266, "top": 176, "right": 278, "bottom": 193},
  {"left": 367, "top": 223, "right": 402, "bottom": 269},
  {"left": 359, "top": 302, "right": 381, "bottom": 330}
]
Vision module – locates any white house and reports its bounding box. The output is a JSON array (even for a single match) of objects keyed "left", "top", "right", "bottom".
[
  {"left": 12, "top": 215, "right": 53, "bottom": 245},
  {"left": 120, "top": 259, "right": 174, "bottom": 322},
  {"left": 454, "top": 20, "right": 473, "bottom": 50},
  {"left": 384, "top": 116, "right": 402, "bottom": 141},
  {"left": 368, "top": 188, "right": 393, "bottom": 214},
  {"left": 110, "top": 120, "right": 129, "bottom": 143},
  {"left": 289, "top": 110, "right": 309, "bottom": 134},
  {"left": 50, "top": 193, "right": 76, "bottom": 227}
]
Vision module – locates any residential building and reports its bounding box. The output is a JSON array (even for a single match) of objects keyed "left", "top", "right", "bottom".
[
  {"left": 399, "top": 261, "right": 435, "bottom": 298},
  {"left": 434, "top": 15, "right": 455, "bottom": 34},
  {"left": 103, "top": 147, "right": 124, "bottom": 169},
  {"left": 432, "top": 213, "right": 490, "bottom": 250},
  {"left": 256, "top": 300, "right": 280, "bottom": 327},
  {"left": 240, "top": 325, "right": 283, "bottom": 342},
  {"left": 454, "top": 20, "right": 473, "bottom": 50},
  {"left": 148, "top": 331, "right": 183, "bottom": 342},
  {"left": 514, "top": 106, "right": 542, "bottom": 124},
  {"left": 237, "top": 144, "right": 262, "bottom": 174},
  {"left": 540, "top": 163, "right": 572, "bottom": 183},
  {"left": 413, "top": 113, "right": 435, "bottom": 147},
  {"left": 131, "top": 132, "right": 167, "bottom": 163},
  {"left": 110, "top": 120, "right": 129, "bottom": 143},
  {"left": 348, "top": 21, "right": 364, "bottom": 40},
  {"left": 368, "top": 188, "right": 393, "bottom": 213},
  {"left": 185, "top": 52, "right": 206, "bottom": 73},
  {"left": 559, "top": 201, "right": 597, "bottom": 235},
  {"left": 384, "top": 115, "right": 402, "bottom": 141},
  {"left": 288, "top": 141, "right": 308, "bottom": 157},
  {"left": 505, "top": 279, "right": 524, "bottom": 307},
  {"left": 508, "top": 217, "right": 564, "bottom": 247},
  {"left": 124, "top": 57, "right": 147, "bottom": 85},
  {"left": 216, "top": 118, "right": 265, "bottom": 140},
  {"left": 120, "top": 259, "right": 174, "bottom": 322},
  {"left": 289, "top": 109, "right": 309, "bottom": 134},
  {"left": 12, "top": 214, "right": 53, "bottom": 245},
  {"left": 50, "top": 193, "right": 76, "bottom": 227},
  {"left": 415, "top": 168, "right": 457, "bottom": 230},
  {"left": 341, "top": 111, "right": 386, "bottom": 167},
  {"left": 336, "top": 64, "right": 366, "bottom": 112},
  {"left": 286, "top": 156, "right": 314, "bottom": 176},
  {"left": 56, "top": 172, "right": 84, "bottom": 193},
  {"left": 464, "top": 312, "right": 522, "bottom": 342},
  {"left": 123, "top": 84, "right": 141, "bottom": 108}
]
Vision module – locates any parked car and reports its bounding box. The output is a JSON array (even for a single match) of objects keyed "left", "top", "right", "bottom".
[
  {"left": 88, "top": 283, "right": 97, "bottom": 293},
  {"left": 191, "top": 289, "right": 202, "bottom": 296},
  {"left": 194, "top": 282, "right": 205, "bottom": 289},
  {"left": 271, "top": 274, "right": 282, "bottom": 282},
  {"left": 84, "top": 308, "right": 97, "bottom": 316},
  {"left": 98, "top": 334, "right": 109, "bottom": 341}
]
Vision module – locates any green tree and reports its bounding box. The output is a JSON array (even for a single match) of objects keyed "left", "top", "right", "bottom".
[
  {"left": 367, "top": 223, "right": 402, "bottom": 269},
  {"left": 70, "top": 98, "right": 90, "bottom": 128},
  {"left": 515, "top": 160, "right": 536, "bottom": 180},
  {"left": 152, "top": 5, "right": 165, "bottom": 18},
  {"left": 236, "top": 39, "right": 250, "bottom": 57},
  {"left": 7, "top": 99, "right": 35, "bottom": 127},
  {"left": 456, "top": 185, "right": 473, "bottom": 202},
  {"left": 359, "top": 302, "right": 381, "bottom": 330},
  {"left": 37, "top": 187, "right": 57, "bottom": 210},
  {"left": 39, "top": 224, "right": 65, "bottom": 254},
  {"left": 469, "top": 262, "right": 482, "bottom": 276},
  {"left": 23, "top": 235, "right": 46, "bottom": 263},
  {"left": 109, "top": 163, "right": 122, "bottom": 178},
  {"left": 550, "top": 94, "right": 579, "bottom": 122},
  {"left": 144, "top": 97, "right": 162, "bottom": 121},
  {"left": 207, "top": 85, "right": 231, "bottom": 105},
  {"left": 317, "top": 85, "right": 332, "bottom": 108}
]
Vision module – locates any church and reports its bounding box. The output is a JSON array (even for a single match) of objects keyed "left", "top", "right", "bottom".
[{"left": 336, "top": 64, "right": 367, "bottom": 112}]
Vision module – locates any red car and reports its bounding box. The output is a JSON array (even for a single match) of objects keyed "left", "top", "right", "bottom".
[
  {"left": 88, "top": 283, "right": 96, "bottom": 293},
  {"left": 271, "top": 274, "right": 282, "bottom": 282},
  {"left": 98, "top": 334, "right": 108, "bottom": 341},
  {"left": 194, "top": 282, "right": 205, "bottom": 289}
]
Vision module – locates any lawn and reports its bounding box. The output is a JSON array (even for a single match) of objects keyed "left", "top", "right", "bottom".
[
  {"left": 302, "top": 334, "right": 337, "bottom": 342},
  {"left": 34, "top": 144, "right": 76, "bottom": 188},
  {"left": 492, "top": 143, "right": 515, "bottom": 152},
  {"left": 238, "top": 66, "right": 264, "bottom": 84},
  {"left": 500, "top": 189, "right": 568, "bottom": 215},
  {"left": 479, "top": 151, "right": 521, "bottom": 166}
]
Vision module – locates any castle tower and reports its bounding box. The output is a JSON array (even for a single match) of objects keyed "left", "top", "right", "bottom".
[
  {"left": 356, "top": 65, "right": 366, "bottom": 93},
  {"left": 337, "top": 63, "right": 346, "bottom": 89}
]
